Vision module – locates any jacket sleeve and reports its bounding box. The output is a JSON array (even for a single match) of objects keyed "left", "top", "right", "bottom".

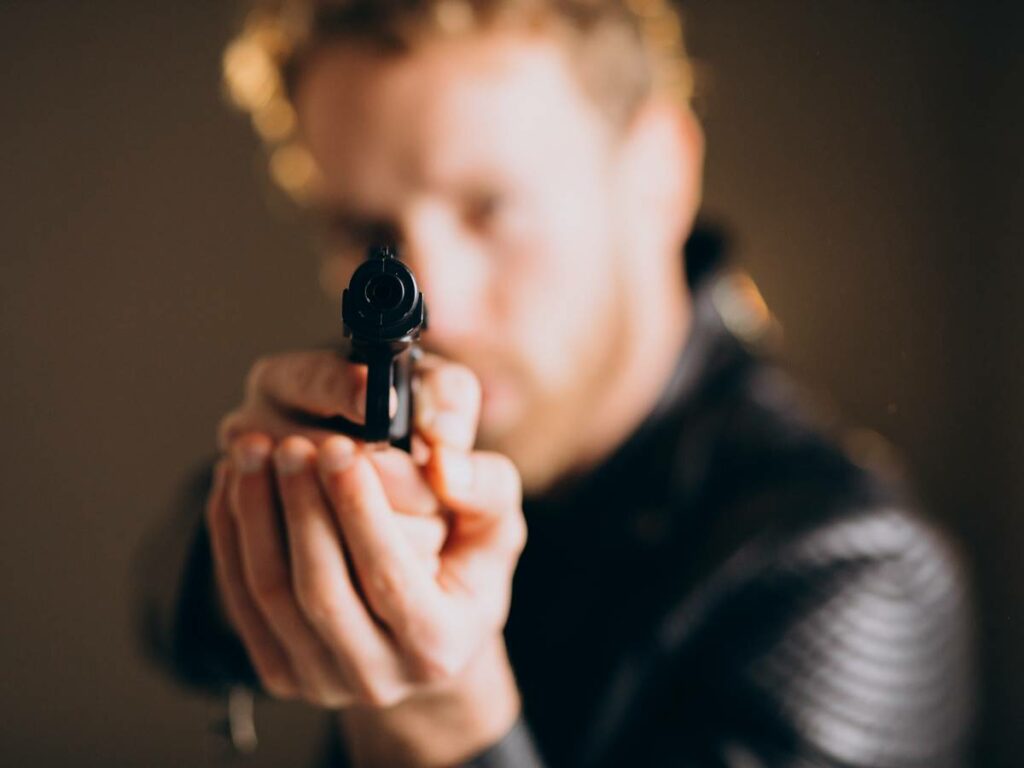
[
  {"left": 725, "top": 511, "right": 974, "bottom": 768},
  {"left": 460, "top": 717, "right": 547, "bottom": 768},
  {"left": 132, "top": 458, "right": 259, "bottom": 693},
  {"left": 593, "top": 507, "right": 976, "bottom": 768}
]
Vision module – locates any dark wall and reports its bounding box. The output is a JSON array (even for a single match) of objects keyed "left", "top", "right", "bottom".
[{"left": 0, "top": 1, "right": 1019, "bottom": 765}]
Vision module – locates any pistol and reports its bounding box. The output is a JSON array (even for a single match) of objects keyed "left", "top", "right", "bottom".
[{"left": 341, "top": 243, "right": 427, "bottom": 452}]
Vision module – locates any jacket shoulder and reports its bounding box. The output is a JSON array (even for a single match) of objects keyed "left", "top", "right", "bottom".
[{"left": 639, "top": 362, "right": 976, "bottom": 766}]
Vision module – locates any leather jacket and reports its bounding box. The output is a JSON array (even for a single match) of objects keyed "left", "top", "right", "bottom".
[{"left": 135, "top": 235, "right": 974, "bottom": 767}]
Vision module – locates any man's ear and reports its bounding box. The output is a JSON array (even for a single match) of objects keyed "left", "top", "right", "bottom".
[{"left": 613, "top": 98, "right": 704, "bottom": 258}]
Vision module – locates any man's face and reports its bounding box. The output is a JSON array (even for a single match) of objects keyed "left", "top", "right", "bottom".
[{"left": 295, "top": 31, "right": 647, "bottom": 475}]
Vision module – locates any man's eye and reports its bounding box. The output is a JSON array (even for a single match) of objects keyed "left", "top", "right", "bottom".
[
  {"left": 464, "top": 192, "right": 505, "bottom": 229},
  {"left": 324, "top": 220, "right": 354, "bottom": 244},
  {"left": 321, "top": 217, "right": 397, "bottom": 251}
]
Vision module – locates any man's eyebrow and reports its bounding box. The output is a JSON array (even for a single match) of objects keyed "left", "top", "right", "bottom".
[
  {"left": 310, "top": 202, "right": 365, "bottom": 225},
  {"left": 311, "top": 204, "right": 400, "bottom": 243},
  {"left": 311, "top": 205, "right": 378, "bottom": 233}
]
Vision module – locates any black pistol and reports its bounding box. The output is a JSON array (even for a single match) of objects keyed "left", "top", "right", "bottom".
[{"left": 342, "top": 243, "right": 426, "bottom": 452}]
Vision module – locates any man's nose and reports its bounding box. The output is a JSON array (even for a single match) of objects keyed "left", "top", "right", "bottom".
[{"left": 400, "top": 204, "right": 490, "bottom": 343}]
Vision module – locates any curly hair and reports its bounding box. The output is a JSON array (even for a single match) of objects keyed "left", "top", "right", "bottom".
[{"left": 223, "top": 0, "right": 693, "bottom": 198}]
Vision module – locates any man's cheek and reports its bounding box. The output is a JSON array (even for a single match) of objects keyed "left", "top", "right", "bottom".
[
  {"left": 510, "top": 317, "right": 576, "bottom": 399},
  {"left": 478, "top": 376, "right": 525, "bottom": 436}
]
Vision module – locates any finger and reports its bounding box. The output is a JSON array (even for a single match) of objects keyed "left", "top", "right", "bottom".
[
  {"left": 272, "top": 436, "right": 406, "bottom": 703},
  {"left": 217, "top": 404, "right": 337, "bottom": 453},
  {"left": 317, "top": 439, "right": 446, "bottom": 660},
  {"left": 428, "top": 448, "right": 526, "bottom": 618},
  {"left": 229, "top": 434, "right": 350, "bottom": 703},
  {"left": 205, "top": 458, "right": 299, "bottom": 699},
  {"left": 414, "top": 356, "right": 481, "bottom": 451},
  {"left": 247, "top": 350, "right": 370, "bottom": 424},
  {"left": 428, "top": 447, "right": 523, "bottom": 521},
  {"left": 393, "top": 514, "right": 447, "bottom": 574},
  {"left": 366, "top": 447, "right": 442, "bottom": 518},
  {"left": 225, "top": 422, "right": 430, "bottom": 498},
  {"left": 365, "top": 447, "right": 448, "bottom": 567},
  {"left": 224, "top": 427, "right": 427, "bottom": 509}
]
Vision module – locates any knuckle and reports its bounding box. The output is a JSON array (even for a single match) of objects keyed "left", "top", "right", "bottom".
[
  {"left": 244, "top": 356, "right": 273, "bottom": 396},
  {"left": 494, "top": 453, "right": 522, "bottom": 491},
  {"left": 319, "top": 465, "right": 346, "bottom": 498},
  {"left": 216, "top": 412, "right": 243, "bottom": 450},
  {"left": 439, "top": 362, "right": 480, "bottom": 401},
  {"left": 366, "top": 562, "right": 407, "bottom": 610},
  {"left": 229, "top": 430, "right": 273, "bottom": 462},
  {"left": 296, "top": 660, "right": 343, "bottom": 703},
  {"left": 425, "top": 366, "right": 481, "bottom": 419},
  {"left": 258, "top": 668, "right": 296, "bottom": 700},
  {"left": 477, "top": 452, "right": 522, "bottom": 510},
  {"left": 410, "top": 640, "right": 463, "bottom": 684},
  {"left": 347, "top": 669, "right": 376, "bottom": 704},
  {"left": 297, "top": 678, "right": 330, "bottom": 705},
  {"left": 357, "top": 678, "right": 407, "bottom": 709},
  {"left": 278, "top": 433, "right": 315, "bottom": 455},
  {"left": 402, "top": 617, "right": 460, "bottom": 683},
  {"left": 506, "top": 514, "right": 528, "bottom": 556},
  {"left": 295, "top": 580, "right": 341, "bottom": 628},
  {"left": 250, "top": 577, "right": 293, "bottom": 615},
  {"left": 301, "top": 680, "right": 344, "bottom": 708},
  {"left": 262, "top": 679, "right": 292, "bottom": 700},
  {"left": 496, "top": 456, "right": 524, "bottom": 507},
  {"left": 320, "top": 689, "right": 357, "bottom": 709}
]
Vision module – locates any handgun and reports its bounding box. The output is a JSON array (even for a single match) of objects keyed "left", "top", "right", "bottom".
[{"left": 341, "top": 243, "right": 427, "bottom": 452}]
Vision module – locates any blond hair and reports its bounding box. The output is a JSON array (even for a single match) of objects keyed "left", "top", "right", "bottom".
[{"left": 223, "top": 0, "right": 693, "bottom": 198}]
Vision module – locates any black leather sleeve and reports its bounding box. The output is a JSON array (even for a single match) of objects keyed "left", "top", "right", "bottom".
[
  {"left": 590, "top": 506, "right": 975, "bottom": 768},
  {"left": 462, "top": 718, "right": 547, "bottom": 768},
  {"left": 728, "top": 510, "right": 974, "bottom": 768}
]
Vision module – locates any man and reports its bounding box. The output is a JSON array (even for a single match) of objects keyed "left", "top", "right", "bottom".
[{"left": 138, "top": 1, "right": 974, "bottom": 766}]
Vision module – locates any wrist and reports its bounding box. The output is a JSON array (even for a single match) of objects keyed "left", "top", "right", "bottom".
[{"left": 339, "top": 636, "right": 521, "bottom": 767}]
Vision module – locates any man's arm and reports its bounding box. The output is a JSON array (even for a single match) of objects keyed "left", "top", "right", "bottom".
[
  {"left": 731, "top": 509, "right": 975, "bottom": 768},
  {"left": 590, "top": 506, "right": 975, "bottom": 768}
]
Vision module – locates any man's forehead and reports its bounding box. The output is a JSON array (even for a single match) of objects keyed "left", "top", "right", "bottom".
[
  {"left": 294, "top": 31, "right": 609, "bottom": 200},
  {"left": 296, "top": 30, "right": 579, "bottom": 105}
]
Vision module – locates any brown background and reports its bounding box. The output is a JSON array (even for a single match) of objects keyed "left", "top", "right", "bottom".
[{"left": 1, "top": 1, "right": 1020, "bottom": 765}]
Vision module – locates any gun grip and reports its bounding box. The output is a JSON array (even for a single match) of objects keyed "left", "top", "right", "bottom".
[
  {"left": 364, "top": 348, "right": 394, "bottom": 444},
  {"left": 388, "top": 347, "right": 418, "bottom": 452}
]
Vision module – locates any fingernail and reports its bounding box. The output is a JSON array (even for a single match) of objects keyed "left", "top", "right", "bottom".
[
  {"left": 273, "top": 443, "right": 310, "bottom": 476},
  {"left": 439, "top": 447, "right": 472, "bottom": 496},
  {"left": 232, "top": 440, "right": 269, "bottom": 474},
  {"left": 320, "top": 436, "right": 356, "bottom": 474}
]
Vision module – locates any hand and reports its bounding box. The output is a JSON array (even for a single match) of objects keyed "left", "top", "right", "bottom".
[
  {"left": 216, "top": 348, "right": 374, "bottom": 451},
  {"left": 217, "top": 348, "right": 477, "bottom": 452},
  {"left": 206, "top": 352, "right": 528, "bottom": 765}
]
